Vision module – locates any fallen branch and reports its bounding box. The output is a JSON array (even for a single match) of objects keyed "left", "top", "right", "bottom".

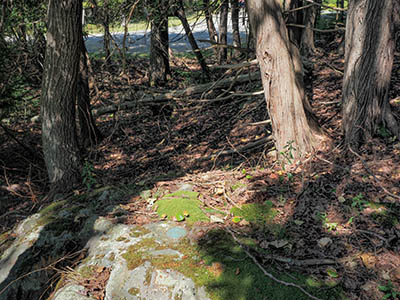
[
  {"left": 286, "top": 23, "right": 345, "bottom": 33},
  {"left": 198, "top": 39, "right": 253, "bottom": 53},
  {"left": 225, "top": 227, "right": 323, "bottom": 300},
  {"left": 93, "top": 72, "right": 261, "bottom": 117},
  {"left": 260, "top": 254, "right": 336, "bottom": 267},
  {"left": 303, "top": 0, "right": 347, "bottom": 12},
  {"left": 210, "top": 59, "right": 258, "bottom": 70}
]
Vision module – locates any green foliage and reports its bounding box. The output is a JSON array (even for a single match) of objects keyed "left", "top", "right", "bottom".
[
  {"left": 279, "top": 140, "right": 296, "bottom": 168},
  {"left": 316, "top": 212, "right": 338, "bottom": 231},
  {"left": 156, "top": 191, "right": 209, "bottom": 224},
  {"left": 230, "top": 201, "right": 277, "bottom": 225},
  {"left": 82, "top": 161, "right": 97, "bottom": 190},
  {"left": 378, "top": 281, "right": 400, "bottom": 300},
  {"left": 351, "top": 193, "right": 368, "bottom": 210}
]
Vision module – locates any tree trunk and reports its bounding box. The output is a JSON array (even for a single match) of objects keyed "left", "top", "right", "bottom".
[
  {"left": 77, "top": 37, "right": 103, "bottom": 149},
  {"left": 203, "top": 0, "right": 218, "bottom": 55},
  {"left": 173, "top": 0, "right": 210, "bottom": 78},
  {"left": 300, "top": 0, "right": 320, "bottom": 56},
  {"left": 286, "top": 0, "right": 303, "bottom": 46},
  {"left": 342, "top": 0, "right": 399, "bottom": 149},
  {"left": 102, "top": 0, "right": 111, "bottom": 59},
  {"left": 218, "top": 0, "right": 229, "bottom": 63},
  {"left": 41, "top": 0, "right": 82, "bottom": 191},
  {"left": 231, "top": 0, "right": 241, "bottom": 55},
  {"left": 246, "top": 0, "right": 323, "bottom": 158},
  {"left": 149, "top": 0, "right": 170, "bottom": 86}
]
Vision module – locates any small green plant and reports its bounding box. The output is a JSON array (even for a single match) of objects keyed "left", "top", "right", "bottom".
[
  {"left": 279, "top": 140, "right": 296, "bottom": 169},
  {"left": 351, "top": 193, "right": 368, "bottom": 210},
  {"left": 317, "top": 212, "right": 338, "bottom": 231},
  {"left": 378, "top": 281, "right": 400, "bottom": 300},
  {"left": 82, "top": 160, "right": 96, "bottom": 190}
]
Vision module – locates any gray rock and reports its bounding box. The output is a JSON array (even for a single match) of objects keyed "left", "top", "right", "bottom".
[
  {"left": 179, "top": 183, "right": 194, "bottom": 192},
  {"left": 52, "top": 284, "right": 93, "bottom": 300},
  {"left": 1, "top": 204, "right": 211, "bottom": 300},
  {"left": 318, "top": 237, "right": 333, "bottom": 248}
]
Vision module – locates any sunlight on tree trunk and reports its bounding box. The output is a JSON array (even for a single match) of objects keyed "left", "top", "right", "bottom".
[
  {"left": 246, "top": 0, "right": 324, "bottom": 158},
  {"left": 342, "top": 0, "right": 399, "bottom": 149},
  {"left": 41, "top": 0, "right": 82, "bottom": 192}
]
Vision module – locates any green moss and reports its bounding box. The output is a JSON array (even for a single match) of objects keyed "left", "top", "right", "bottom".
[
  {"left": 116, "top": 236, "right": 128, "bottom": 242},
  {"left": 108, "top": 252, "right": 115, "bottom": 261},
  {"left": 121, "top": 227, "right": 344, "bottom": 300},
  {"left": 122, "top": 238, "right": 162, "bottom": 270},
  {"left": 37, "top": 200, "right": 68, "bottom": 226},
  {"left": 78, "top": 265, "right": 96, "bottom": 278},
  {"left": 129, "top": 227, "right": 151, "bottom": 238},
  {"left": 128, "top": 287, "right": 140, "bottom": 295},
  {"left": 156, "top": 191, "right": 209, "bottom": 224},
  {"left": 230, "top": 202, "right": 277, "bottom": 225}
]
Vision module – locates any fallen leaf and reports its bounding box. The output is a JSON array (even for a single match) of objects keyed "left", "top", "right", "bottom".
[{"left": 232, "top": 216, "right": 241, "bottom": 223}]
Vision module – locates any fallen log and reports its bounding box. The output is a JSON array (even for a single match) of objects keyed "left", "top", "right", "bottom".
[{"left": 93, "top": 71, "right": 261, "bottom": 117}]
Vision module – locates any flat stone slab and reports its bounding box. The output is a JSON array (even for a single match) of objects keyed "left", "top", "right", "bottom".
[{"left": 52, "top": 219, "right": 210, "bottom": 300}]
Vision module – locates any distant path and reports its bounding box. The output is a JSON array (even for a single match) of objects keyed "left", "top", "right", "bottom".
[{"left": 85, "top": 13, "right": 248, "bottom": 54}]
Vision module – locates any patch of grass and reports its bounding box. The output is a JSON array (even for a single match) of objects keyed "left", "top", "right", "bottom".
[
  {"left": 230, "top": 201, "right": 278, "bottom": 225},
  {"left": 156, "top": 191, "right": 209, "bottom": 224},
  {"left": 194, "top": 229, "right": 344, "bottom": 300}
]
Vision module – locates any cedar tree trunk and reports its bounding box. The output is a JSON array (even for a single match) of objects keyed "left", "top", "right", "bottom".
[
  {"left": 41, "top": 0, "right": 82, "bottom": 191},
  {"left": 286, "top": 0, "right": 303, "bottom": 46},
  {"left": 246, "top": 0, "right": 323, "bottom": 157},
  {"left": 231, "top": 0, "right": 241, "bottom": 54},
  {"left": 300, "top": 0, "right": 320, "bottom": 56},
  {"left": 149, "top": 0, "right": 170, "bottom": 86},
  {"left": 77, "top": 37, "right": 103, "bottom": 148},
  {"left": 342, "top": 0, "right": 399, "bottom": 149},
  {"left": 218, "top": 0, "right": 229, "bottom": 63},
  {"left": 203, "top": 0, "right": 218, "bottom": 56}
]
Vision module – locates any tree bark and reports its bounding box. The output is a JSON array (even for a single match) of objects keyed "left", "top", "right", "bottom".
[
  {"left": 203, "top": 0, "right": 218, "bottom": 55},
  {"left": 285, "top": 0, "right": 303, "bottom": 46},
  {"left": 231, "top": 0, "right": 241, "bottom": 56},
  {"left": 300, "top": 0, "right": 320, "bottom": 56},
  {"left": 41, "top": 0, "right": 82, "bottom": 191},
  {"left": 149, "top": 0, "right": 170, "bottom": 86},
  {"left": 77, "top": 37, "right": 103, "bottom": 149},
  {"left": 246, "top": 0, "right": 323, "bottom": 157},
  {"left": 342, "top": 0, "right": 399, "bottom": 149},
  {"left": 173, "top": 0, "right": 210, "bottom": 78},
  {"left": 218, "top": 0, "right": 229, "bottom": 63}
]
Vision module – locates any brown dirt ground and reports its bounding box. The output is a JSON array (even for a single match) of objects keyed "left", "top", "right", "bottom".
[{"left": 1, "top": 42, "right": 400, "bottom": 300}]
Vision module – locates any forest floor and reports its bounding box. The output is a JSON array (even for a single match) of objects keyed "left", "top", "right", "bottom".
[{"left": 1, "top": 40, "right": 400, "bottom": 300}]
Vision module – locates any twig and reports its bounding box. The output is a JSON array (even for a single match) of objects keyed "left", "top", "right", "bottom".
[
  {"left": 0, "top": 250, "right": 85, "bottom": 296},
  {"left": 286, "top": 23, "right": 345, "bottom": 33},
  {"left": 249, "top": 119, "right": 271, "bottom": 126},
  {"left": 210, "top": 59, "right": 258, "bottom": 70},
  {"left": 223, "top": 186, "right": 241, "bottom": 209},
  {"left": 303, "top": 0, "right": 347, "bottom": 12},
  {"left": 284, "top": 4, "right": 313, "bottom": 13},
  {"left": 260, "top": 254, "right": 336, "bottom": 267},
  {"left": 357, "top": 229, "right": 388, "bottom": 247},
  {"left": 225, "top": 227, "right": 323, "bottom": 300}
]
